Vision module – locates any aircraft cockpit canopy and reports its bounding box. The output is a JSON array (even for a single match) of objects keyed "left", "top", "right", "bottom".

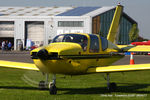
[{"left": 52, "top": 34, "right": 88, "bottom": 51}]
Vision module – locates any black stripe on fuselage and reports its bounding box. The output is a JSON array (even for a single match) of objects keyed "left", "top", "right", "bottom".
[
  {"left": 32, "top": 54, "right": 122, "bottom": 60},
  {"left": 60, "top": 54, "right": 111, "bottom": 59}
]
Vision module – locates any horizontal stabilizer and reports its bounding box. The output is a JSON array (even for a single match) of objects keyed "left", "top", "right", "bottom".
[
  {"left": 0, "top": 60, "right": 39, "bottom": 71},
  {"left": 118, "top": 45, "right": 150, "bottom": 52}
]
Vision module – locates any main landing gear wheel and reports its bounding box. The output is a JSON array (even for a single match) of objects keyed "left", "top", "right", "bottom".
[
  {"left": 49, "top": 82, "right": 57, "bottom": 95},
  {"left": 39, "top": 81, "right": 47, "bottom": 90},
  {"left": 39, "top": 74, "right": 49, "bottom": 90},
  {"left": 106, "top": 73, "right": 117, "bottom": 92},
  {"left": 108, "top": 82, "right": 117, "bottom": 92}
]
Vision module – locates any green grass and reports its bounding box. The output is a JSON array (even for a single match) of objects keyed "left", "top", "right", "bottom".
[{"left": 0, "top": 67, "right": 150, "bottom": 100}]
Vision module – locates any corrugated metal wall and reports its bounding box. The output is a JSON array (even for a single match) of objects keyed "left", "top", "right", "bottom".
[
  {"left": 0, "top": 21, "right": 14, "bottom": 37},
  {"left": 25, "top": 21, "right": 44, "bottom": 46}
]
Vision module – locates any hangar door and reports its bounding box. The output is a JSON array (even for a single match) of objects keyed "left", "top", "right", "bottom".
[
  {"left": 0, "top": 21, "right": 14, "bottom": 48},
  {"left": 25, "top": 21, "right": 44, "bottom": 46}
]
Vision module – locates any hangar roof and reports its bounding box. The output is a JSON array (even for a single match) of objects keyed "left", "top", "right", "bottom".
[
  {"left": 0, "top": 6, "right": 137, "bottom": 24},
  {"left": 56, "top": 7, "right": 100, "bottom": 16},
  {"left": 0, "top": 6, "right": 114, "bottom": 17},
  {"left": 0, "top": 7, "right": 74, "bottom": 16}
]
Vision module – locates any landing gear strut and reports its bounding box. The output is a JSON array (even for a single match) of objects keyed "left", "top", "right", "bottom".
[{"left": 106, "top": 73, "right": 117, "bottom": 92}]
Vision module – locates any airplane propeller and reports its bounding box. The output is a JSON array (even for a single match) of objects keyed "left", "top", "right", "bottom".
[{"left": 36, "top": 49, "right": 49, "bottom": 60}]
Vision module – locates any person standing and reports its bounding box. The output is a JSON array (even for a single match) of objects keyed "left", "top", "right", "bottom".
[
  {"left": 5, "top": 40, "right": 8, "bottom": 50},
  {"left": 1, "top": 41, "right": 5, "bottom": 51},
  {"left": 7, "top": 42, "right": 12, "bottom": 51}
]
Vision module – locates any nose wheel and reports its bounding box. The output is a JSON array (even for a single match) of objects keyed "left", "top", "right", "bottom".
[
  {"left": 49, "top": 74, "right": 57, "bottom": 94},
  {"left": 49, "top": 82, "right": 57, "bottom": 94}
]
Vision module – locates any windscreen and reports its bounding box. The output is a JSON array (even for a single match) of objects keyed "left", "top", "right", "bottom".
[{"left": 52, "top": 34, "right": 88, "bottom": 51}]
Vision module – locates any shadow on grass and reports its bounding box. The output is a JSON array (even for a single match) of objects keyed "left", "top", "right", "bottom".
[
  {"left": 0, "top": 86, "right": 48, "bottom": 91},
  {"left": 58, "top": 83, "right": 150, "bottom": 94},
  {"left": 0, "top": 83, "right": 150, "bottom": 94}
]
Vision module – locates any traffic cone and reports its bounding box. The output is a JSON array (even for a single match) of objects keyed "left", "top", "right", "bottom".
[{"left": 130, "top": 52, "right": 135, "bottom": 65}]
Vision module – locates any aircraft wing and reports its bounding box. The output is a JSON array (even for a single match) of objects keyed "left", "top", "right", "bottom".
[
  {"left": 87, "top": 64, "right": 150, "bottom": 73},
  {"left": 117, "top": 45, "right": 150, "bottom": 52},
  {"left": 0, "top": 60, "right": 39, "bottom": 71}
]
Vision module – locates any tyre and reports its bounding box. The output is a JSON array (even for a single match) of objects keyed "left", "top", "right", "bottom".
[
  {"left": 49, "top": 84, "right": 57, "bottom": 95},
  {"left": 108, "top": 82, "right": 117, "bottom": 92}
]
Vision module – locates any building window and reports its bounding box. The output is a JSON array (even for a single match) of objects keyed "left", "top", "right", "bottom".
[{"left": 58, "top": 21, "right": 84, "bottom": 27}]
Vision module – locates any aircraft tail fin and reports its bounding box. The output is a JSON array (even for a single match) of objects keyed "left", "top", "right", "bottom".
[{"left": 107, "top": 4, "right": 123, "bottom": 44}]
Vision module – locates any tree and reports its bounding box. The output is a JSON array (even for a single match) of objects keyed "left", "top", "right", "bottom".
[{"left": 129, "top": 24, "right": 139, "bottom": 42}]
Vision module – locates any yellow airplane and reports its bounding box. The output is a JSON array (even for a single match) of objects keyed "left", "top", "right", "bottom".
[{"left": 1, "top": 5, "right": 150, "bottom": 95}]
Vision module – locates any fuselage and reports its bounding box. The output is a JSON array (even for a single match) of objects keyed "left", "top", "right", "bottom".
[{"left": 31, "top": 33, "right": 123, "bottom": 75}]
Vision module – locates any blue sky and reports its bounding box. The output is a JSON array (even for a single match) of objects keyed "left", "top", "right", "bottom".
[{"left": 0, "top": 0, "right": 149, "bottom": 39}]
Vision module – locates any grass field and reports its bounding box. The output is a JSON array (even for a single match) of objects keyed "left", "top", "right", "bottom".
[{"left": 0, "top": 67, "right": 150, "bottom": 100}]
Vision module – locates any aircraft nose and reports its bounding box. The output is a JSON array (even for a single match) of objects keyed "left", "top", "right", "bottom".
[{"left": 36, "top": 49, "right": 49, "bottom": 60}]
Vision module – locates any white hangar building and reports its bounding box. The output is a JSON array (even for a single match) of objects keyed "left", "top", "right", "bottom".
[{"left": 0, "top": 6, "right": 137, "bottom": 50}]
